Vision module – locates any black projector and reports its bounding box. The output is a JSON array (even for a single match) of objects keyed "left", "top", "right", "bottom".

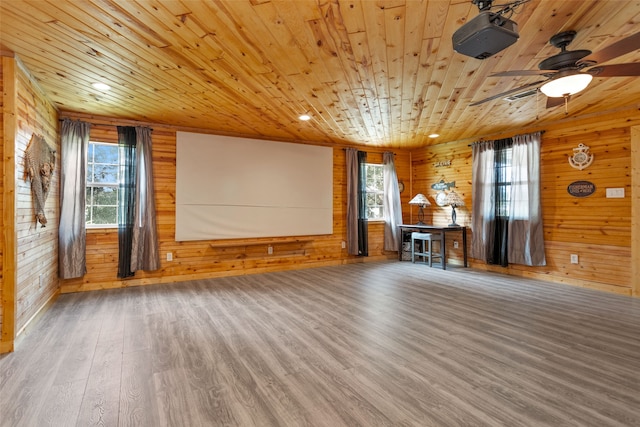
[{"left": 452, "top": 11, "right": 519, "bottom": 59}]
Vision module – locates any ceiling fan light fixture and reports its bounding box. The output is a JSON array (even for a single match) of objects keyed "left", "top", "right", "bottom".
[{"left": 540, "top": 73, "right": 593, "bottom": 98}]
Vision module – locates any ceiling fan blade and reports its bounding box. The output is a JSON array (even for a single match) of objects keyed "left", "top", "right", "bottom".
[
  {"left": 470, "top": 80, "right": 546, "bottom": 106},
  {"left": 490, "top": 70, "right": 550, "bottom": 77},
  {"left": 587, "top": 63, "right": 640, "bottom": 77},
  {"left": 546, "top": 95, "right": 569, "bottom": 109},
  {"left": 577, "top": 32, "right": 640, "bottom": 66}
]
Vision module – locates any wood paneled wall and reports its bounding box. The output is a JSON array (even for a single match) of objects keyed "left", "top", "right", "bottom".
[
  {"left": 410, "top": 141, "right": 472, "bottom": 264},
  {"left": 60, "top": 118, "right": 411, "bottom": 292},
  {"left": 14, "top": 58, "right": 60, "bottom": 334},
  {"left": 411, "top": 108, "right": 640, "bottom": 295},
  {"left": 1, "top": 57, "right": 8, "bottom": 352},
  {"left": 1, "top": 55, "right": 60, "bottom": 353},
  {"left": 632, "top": 125, "right": 640, "bottom": 297},
  {"left": 56, "top": 108, "right": 640, "bottom": 296}
]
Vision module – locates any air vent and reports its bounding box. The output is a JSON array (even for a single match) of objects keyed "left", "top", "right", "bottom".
[{"left": 504, "top": 89, "right": 537, "bottom": 101}]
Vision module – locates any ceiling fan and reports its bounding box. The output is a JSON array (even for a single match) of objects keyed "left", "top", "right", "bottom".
[{"left": 470, "top": 30, "right": 640, "bottom": 108}]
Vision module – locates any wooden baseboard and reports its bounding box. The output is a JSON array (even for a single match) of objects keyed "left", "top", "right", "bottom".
[
  {"left": 469, "top": 261, "right": 633, "bottom": 296},
  {"left": 60, "top": 254, "right": 396, "bottom": 293},
  {"left": 61, "top": 255, "right": 634, "bottom": 297},
  {"left": 0, "top": 340, "right": 14, "bottom": 354},
  {"left": 15, "top": 289, "right": 60, "bottom": 340},
  {"left": 1, "top": 291, "right": 61, "bottom": 354}
]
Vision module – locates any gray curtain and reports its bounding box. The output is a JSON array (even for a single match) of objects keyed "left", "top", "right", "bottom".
[
  {"left": 509, "top": 131, "right": 546, "bottom": 266},
  {"left": 130, "top": 126, "right": 160, "bottom": 271},
  {"left": 471, "top": 141, "right": 495, "bottom": 263},
  {"left": 357, "top": 151, "right": 368, "bottom": 255},
  {"left": 346, "top": 148, "right": 358, "bottom": 255},
  {"left": 491, "top": 138, "right": 512, "bottom": 266},
  {"left": 471, "top": 132, "right": 546, "bottom": 267},
  {"left": 382, "top": 152, "right": 402, "bottom": 251},
  {"left": 59, "top": 119, "right": 90, "bottom": 279},
  {"left": 117, "top": 126, "right": 137, "bottom": 278}
]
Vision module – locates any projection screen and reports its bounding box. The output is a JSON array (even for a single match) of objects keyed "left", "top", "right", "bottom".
[{"left": 176, "top": 131, "right": 333, "bottom": 241}]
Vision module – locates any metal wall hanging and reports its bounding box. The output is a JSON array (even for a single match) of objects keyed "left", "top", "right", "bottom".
[
  {"left": 24, "top": 134, "right": 56, "bottom": 227},
  {"left": 431, "top": 178, "right": 455, "bottom": 191},
  {"left": 568, "top": 143, "right": 594, "bottom": 170}
]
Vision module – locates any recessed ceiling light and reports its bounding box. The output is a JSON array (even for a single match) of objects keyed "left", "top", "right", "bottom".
[
  {"left": 92, "top": 82, "right": 111, "bottom": 91},
  {"left": 298, "top": 114, "right": 311, "bottom": 121},
  {"left": 428, "top": 133, "right": 440, "bottom": 138}
]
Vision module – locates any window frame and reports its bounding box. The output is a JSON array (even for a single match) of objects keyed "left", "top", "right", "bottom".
[
  {"left": 495, "top": 145, "right": 512, "bottom": 219},
  {"left": 363, "top": 163, "right": 385, "bottom": 221},
  {"left": 85, "top": 140, "right": 121, "bottom": 229}
]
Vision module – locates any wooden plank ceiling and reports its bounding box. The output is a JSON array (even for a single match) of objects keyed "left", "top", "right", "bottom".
[{"left": 1, "top": 0, "right": 639, "bottom": 149}]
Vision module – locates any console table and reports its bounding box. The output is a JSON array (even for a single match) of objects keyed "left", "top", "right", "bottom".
[{"left": 398, "top": 224, "right": 468, "bottom": 270}]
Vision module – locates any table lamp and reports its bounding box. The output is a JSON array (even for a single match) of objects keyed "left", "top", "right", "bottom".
[
  {"left": 444, "top": 190, "right": 465, "bottom": 226},
  {"left": 409, "top": 193, "right": 430, "bottom": 225}
]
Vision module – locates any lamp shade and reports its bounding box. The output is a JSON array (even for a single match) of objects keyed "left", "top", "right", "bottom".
[
  {"left": 444, "top": 190, "right": 465, "bottom": 207},
  {"left": 409, "top": 193, "right": 431, "bottom": 207},
  {"left": 540, "top": 73, "right": 593, "bottom": 98}
]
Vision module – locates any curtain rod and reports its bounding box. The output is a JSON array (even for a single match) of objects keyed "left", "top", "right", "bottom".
[
  {"left": 467, "top": 130, "right": 545, "bottom": 147},
  {"left": 58, "top": 118, "right": 153, "bottom": 131},
  {"left": 342, "top": 148, "right": 396, "bottom": 155}
]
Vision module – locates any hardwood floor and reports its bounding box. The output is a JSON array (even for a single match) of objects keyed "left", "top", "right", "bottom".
[{"left": 1, "top": 262, "right": 639, "bottom": 426}]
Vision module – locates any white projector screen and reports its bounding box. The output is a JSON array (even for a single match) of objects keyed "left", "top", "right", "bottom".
[{"left": 176, "top": 131, "right": 333, "bottom": 241}]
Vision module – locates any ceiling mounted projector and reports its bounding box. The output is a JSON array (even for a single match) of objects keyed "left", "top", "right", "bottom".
[{"left": 453, "top": 11, "right": 519, "bottom": 59}]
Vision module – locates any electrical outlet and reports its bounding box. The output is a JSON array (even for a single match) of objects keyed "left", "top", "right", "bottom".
[
  {"left": 453, "top": 241, "right": 459, "bottom": 249},
  {"left": 341, "top": 241, "right": 346, "bottom": 249},
  {"left": 570, "top": 254, "right": 578, "bottom": 264},
  {"left": 268, "top": 245, "right": 273, "bottom": 255},
  {"left": 166, "top": 252, "right": 173, "bottom": 261}
]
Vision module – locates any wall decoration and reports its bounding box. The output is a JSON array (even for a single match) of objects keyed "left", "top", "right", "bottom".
[
  {"left": 435, "top": 191, "right": 448, "bottom": 207},
  {"left": 568, "top": 143, "right": 594, "bottom": 170},
  {"left": 431, "top": 178, "right": 455, "bottom": 192},
  {"left": 431, "top": 179, "right": 456, "bottom": 206},
  {"left": 567, "top": 180, "right": 596, "bottom": 197},
  {"left": 433, "top": 159, "right": 452, "bottom": 168},
  {"left": 24, "top": 134, "right": 56, "bottom": 227}
]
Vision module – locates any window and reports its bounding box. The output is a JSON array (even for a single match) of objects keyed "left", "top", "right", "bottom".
[
  {"left": 364, "top": 163, "right": 384, "bottom": 220},
  {"left": 86, "top": 141, "right": 121, "bottom": 226},
  {"left": 494, "top": 145, "right": 531, "bottom": 220},
  {"left": 495, "top": 145, "right": 512, "bottom": 218}
]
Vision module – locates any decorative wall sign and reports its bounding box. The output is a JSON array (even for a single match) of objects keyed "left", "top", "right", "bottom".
[
  {"left": 568, "top": 143, "right": 594, "bottom": 170},
  {"left": 435, "top": 191, "right": 448, "bottom": 206},
  {"left": 567, "top": 180, "right": 596, "bottom": 197},
  {"left": 431, "top": 179, "right": 455, "bottom": 191},
  {"left": 24, "top": 134, "right": 56, "bottom": 227},
  {"left": 433, "top": 159, "right": 452, "bottom": 168}
]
